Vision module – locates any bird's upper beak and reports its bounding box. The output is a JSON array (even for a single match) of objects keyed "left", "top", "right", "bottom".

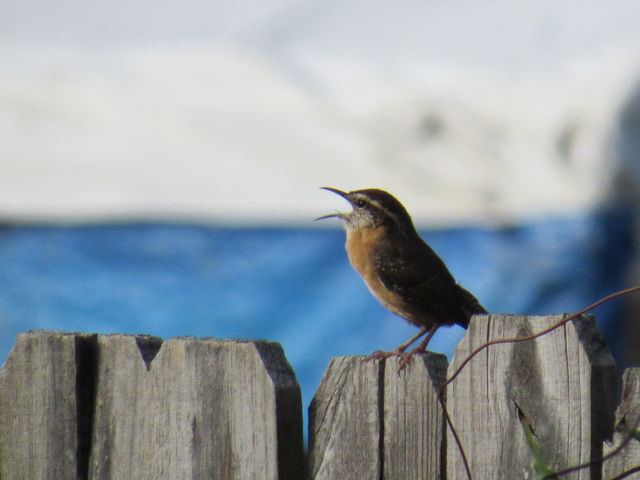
[
  {"left": 315, "top": 187, "right": 350, "bottom": 221},
  {"left": 319, "top": 187, "right": 349, "bottom": 199}
]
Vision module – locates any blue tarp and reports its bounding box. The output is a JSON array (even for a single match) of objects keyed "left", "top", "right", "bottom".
[{"left": 0, "top": 206, "right": 634, "bottom": 416}]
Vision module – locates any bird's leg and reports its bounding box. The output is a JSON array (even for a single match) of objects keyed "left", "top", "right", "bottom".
[
  {"left": 366, "top": 326, "right": 428, "bottom": 362},
  {"left": 398, "top": 324, "right": 439, "bottom": 371}
]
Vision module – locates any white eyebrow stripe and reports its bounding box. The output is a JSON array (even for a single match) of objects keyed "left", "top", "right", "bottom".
[{"left": 368, "top": 199, "right": 394, "bottom": 218}]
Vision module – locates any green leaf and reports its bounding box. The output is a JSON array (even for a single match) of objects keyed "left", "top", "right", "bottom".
[{"left": 519, "top": 409, "right": 559, "bottom": 480}]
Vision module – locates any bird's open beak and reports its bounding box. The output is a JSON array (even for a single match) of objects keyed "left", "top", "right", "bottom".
[{"left": 315, "top": 187, "right": 350, "bottom": 221}]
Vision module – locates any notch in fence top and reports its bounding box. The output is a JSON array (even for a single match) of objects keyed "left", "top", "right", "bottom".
[
  {"left": 133, "top": 334, "right": 163, "bottom": 369},
  {"left": 90, "top": 335, "right": 303, "bottom": 480},
  {"left": 0, "top": 331, "right": 304, "bottom": 480},
  {"left": 446, "top": 313, "right": 616, "bottom": 480}
]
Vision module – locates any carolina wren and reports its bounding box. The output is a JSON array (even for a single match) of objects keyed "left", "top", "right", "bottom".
[{"left": 317, "top": 187, "right": 487, "bottom": 367}]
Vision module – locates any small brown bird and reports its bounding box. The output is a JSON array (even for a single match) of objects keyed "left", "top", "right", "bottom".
[{"left": 317, "top": 187, "right": 487, "bottom": 367}]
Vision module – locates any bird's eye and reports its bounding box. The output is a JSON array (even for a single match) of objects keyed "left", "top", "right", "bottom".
[{"left": 355, "top": 199, "right": 367, "bottom": 208}]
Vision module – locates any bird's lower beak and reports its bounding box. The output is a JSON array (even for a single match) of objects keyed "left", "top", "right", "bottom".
[{"left": 315, "top": 212, "right": 343, "bottom": 221}]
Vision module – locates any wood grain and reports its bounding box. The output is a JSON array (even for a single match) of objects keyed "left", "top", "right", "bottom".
[
  {"left": 0, "top": 323, "right": 626, "bottom": 479},
  {"left": 0, "top": 331, "right": 302, "bottom": 479},
  {"left": 446, "top": 314, "right": 616, "bottom": 480},
  {"left": 308, "top": 354, "right": 447, "bottom": 480},
  {"left": 383, "top": 354, "right": 447, "bottom": 480},
  {"left": 0, "top": 330, "right": 97, "bottom": 479},
  {"left": 308, "top": 356, "right": 381, "bottom": 479},
  {"left": 603, "top": 367, "right": 640, "bottom": 479},
  {"left": 89, "top": 335, "right": 303, "bottom": 479}
]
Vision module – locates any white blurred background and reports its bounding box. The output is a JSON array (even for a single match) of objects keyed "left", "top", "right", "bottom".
[{"left": 3, "top": 1, "right": 640, "bottom": 223}]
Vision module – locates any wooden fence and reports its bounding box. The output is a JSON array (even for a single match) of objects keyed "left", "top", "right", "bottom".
[{"left": 0, "top": 315, "right": 637, "bottom": 479}]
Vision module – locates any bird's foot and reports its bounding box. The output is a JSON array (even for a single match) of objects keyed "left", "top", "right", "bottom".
[
  {"left": 397, "top": 352, "right": 415, "bottom": 371},
  {"left": 364, "top": 348, "right": 403, "bottom": 363},
  {"left": 396, "top": 325, "right": 437, "bottom": 372},
  {"left": 364, "top": 349, "right": 419, "bottom": 373},
  {"left": 364, "top": 327, "right": 432, "bottom": 365}
]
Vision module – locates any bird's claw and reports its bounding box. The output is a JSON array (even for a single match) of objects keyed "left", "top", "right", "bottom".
[
  {"left": 364, "top": 349, "right": 414, "bottom": 374},
  {"left": 364, "top": 349, "right": 398, "bottom": 362},
  {"left": 397, "top": 352, "right": 414, "bottom": 372}
]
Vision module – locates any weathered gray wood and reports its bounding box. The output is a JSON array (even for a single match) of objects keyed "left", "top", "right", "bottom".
[
  {"left": 0, "top": 330, "right": 97, "bottom": 480},
  {"left": 0, "top": 331, "right": 302, "bottom": 479},
  {"left": 308, "top": 354, "right": 447, "bottom": 480},
  {"left": 383, "top": 354, "right": 447, "bottom": 480},
  {"left": 446, "top": 314, "right": 616, "bottom": 480},
  {"left": 603, "top": 368, "right": 640, "bottom": 479},
  {"left": 89, "top": 335, "right": 303, "bottom": 480},
  {"left": 308, "top": 357, "right": 381, "bottom": 479}
]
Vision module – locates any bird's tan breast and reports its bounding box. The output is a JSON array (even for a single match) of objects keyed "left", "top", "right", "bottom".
[{"left": 345, "top": 228, "right": 413, "bottom": 321}]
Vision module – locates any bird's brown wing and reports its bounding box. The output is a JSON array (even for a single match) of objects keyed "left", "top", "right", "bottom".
[{"left": 373, "top": 239, "right": 467, "bottom": 327}]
